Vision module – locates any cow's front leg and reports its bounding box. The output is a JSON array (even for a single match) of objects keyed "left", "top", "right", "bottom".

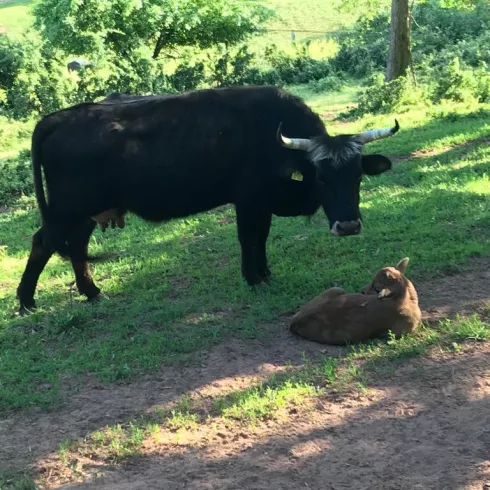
[
  {"left": 256, "top": 212, "right": 272, "bottom": 281},
  {"left": 68, "top": 220, "right": 102, "bottom": 301},
  {"left": 236, "top": 206, "right": 270, "bottom": 286}
]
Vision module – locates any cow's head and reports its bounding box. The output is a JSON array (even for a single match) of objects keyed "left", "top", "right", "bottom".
[{"left": 277, "top": 120, "right": 399, "bottom": 236}]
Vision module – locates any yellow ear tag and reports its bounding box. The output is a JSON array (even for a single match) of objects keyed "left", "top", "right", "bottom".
[{"left": 291, "top": 171, "right": 303, "bottom": 182}]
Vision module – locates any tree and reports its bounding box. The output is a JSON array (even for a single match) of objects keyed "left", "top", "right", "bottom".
[
  {"left": 33, "top": 0, "right": 272, "bottom": 60},
  {"left": 386, "top": 0, "right": 411, "bottom": 81}
]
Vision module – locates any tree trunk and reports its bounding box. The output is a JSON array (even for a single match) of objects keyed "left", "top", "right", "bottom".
[{"left": 386, "top": 0, "right": 410, "bottom": 82}]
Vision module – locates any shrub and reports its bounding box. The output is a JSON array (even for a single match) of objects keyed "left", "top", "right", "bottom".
[
  {"left": 330, "top": 14, "right": 389, "bottom": 78},
  {"left": 0, "top": 34, "right": 79, "bottom": 119},
  {"left": 0, "top": 151, "right": 32, "bottom": 206},
  {"left": 411, "top": 0, "right": 490, "bottom": 59},
  {"left": 168, "top": 60, "right": 206, "bottom": 92},
  {"left": 429, "top": 57, "right": 478, "bottom": 104},
  {"left": 309, "top": 73, "right": 346, "bottom": 93},
  {"left": 205, "top": 45, "right": 264, "bottom": 87},
  {"left": 341, "top": 74, "right": 425, "bottom": 119},
  {"left": 261, "top": 44, "right": 333, "bottom": 85}
]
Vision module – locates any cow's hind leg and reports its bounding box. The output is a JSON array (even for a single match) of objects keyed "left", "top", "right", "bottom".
[
  {"left": 68, "top": 220, "right": 102, "bottom": 301},
  {"left": 17, "top": 227, "right": 54, "bottom": 315}
]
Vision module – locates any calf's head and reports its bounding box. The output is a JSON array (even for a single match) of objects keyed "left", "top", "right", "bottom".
[
  {"left": 362, "top": 257, "right": 410, "bottom": 299},
  {"left": 277, "top": 120, "right": 399, "bottom": 236}
]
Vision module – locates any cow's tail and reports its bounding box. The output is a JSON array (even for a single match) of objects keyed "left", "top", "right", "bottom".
[
  {"left": 31, "top": 124, "right": 72, "bottom": 260},
  {"left": 31, "top": 124, "right": 106, "bottom": 263}
]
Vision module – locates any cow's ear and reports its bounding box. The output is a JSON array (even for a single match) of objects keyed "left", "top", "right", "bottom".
[{"left": 361, "top": 154, "right": 392, "bottom": 176}]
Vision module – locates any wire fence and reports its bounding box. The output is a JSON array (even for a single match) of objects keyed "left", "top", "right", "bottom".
[{"left": 262, "top": 26, "right": 354, "bottom": 42}]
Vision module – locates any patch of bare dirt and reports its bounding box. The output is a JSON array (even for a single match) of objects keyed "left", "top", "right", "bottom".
[
  {"left": 415, "top": 257, "right": 490, "bottom": 323},
  {"left": 2, "top": 259, "right": 490, "bottom": 489},
  {"left": 389, "top": 134, "right": 490, "bottom": 165},
  {"left": 52, "top": 350, "right": 490, "bottom": 490}
]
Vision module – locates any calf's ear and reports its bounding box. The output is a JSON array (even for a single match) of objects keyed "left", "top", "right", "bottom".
[
  {"left": 361, "top": 154, "right": 392, "bottom": 176},
  {"left": 396, "top": 257, "right": 409, "bottom": 274}
]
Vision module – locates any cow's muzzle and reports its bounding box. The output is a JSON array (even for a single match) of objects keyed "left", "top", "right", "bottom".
[{"left": 330, "top": 220, "right": 362, "bottom": 237}]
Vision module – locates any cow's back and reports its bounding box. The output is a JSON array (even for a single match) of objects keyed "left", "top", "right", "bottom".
[{"left": 34, "top": 86, "right": 325, "bottom": 221}]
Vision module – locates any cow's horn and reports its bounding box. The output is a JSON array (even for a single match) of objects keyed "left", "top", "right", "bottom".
[
  {"left": 354, "top": 119, "right": 400, "bottom": 144},
  {"left": 276, "top": 122, "right": 312, "bottom": 151}
]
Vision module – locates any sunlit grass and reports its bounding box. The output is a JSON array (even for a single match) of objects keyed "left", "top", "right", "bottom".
[
  {"left": 2, "top": 88, "right": 490, "bottom": 412},
  {"left": 0, "top": 0, "right": 33, "bottom": 39}
]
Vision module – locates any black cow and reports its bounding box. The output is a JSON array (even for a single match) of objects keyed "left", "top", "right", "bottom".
[{"left": 17, "top": 85, "right": 399, "bottom": 314}]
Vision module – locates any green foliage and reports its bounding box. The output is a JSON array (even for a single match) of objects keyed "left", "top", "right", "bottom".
[
  {"left": 261, "top": 44, "right": 333, "bottom": 85},
  {"left": 411, "top": 0, "right": 490, "bottom": 59},
  {"left": 343, "top": 74, "right": 425, "bottom": 118},
  {"left": 422, "top": 57, "right": 490, "bottom": 105},
  {"left": 33, "top": 0, "right": 272, "bottom": 60},
  {"left": 309, "top": 73, "right": 346, "bottom": 93},
  {"left": 330, "top": 13, "right": 389, "bottom": 78},
  {"left": 165, "top": 61, "right": 204, "bottom": 92},
  {"left": 0, "top": 34, "right": 78, "bottom": 119},
  {"left": 0, "top": 150, "right": 31, "bottom": 206},
  {"left": 0, "top": 471, "right": 37, "bottom": 490},
  {"left": 206, "top": 45, "right": 263, "bottom": 87},
  {"left": 0, "top": 117, "right": 33, "bottom": 156},
  {"left": 429, "top": 57, "right": 477, "bottom": 103}
]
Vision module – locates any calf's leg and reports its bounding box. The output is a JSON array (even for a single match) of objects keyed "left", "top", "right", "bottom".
[{"left": 17, "top": 227, "right": 54, "bottom": 315}]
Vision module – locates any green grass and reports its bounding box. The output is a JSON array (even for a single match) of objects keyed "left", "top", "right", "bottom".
[
  {"left": 0, "top": 471, "right": 37, "bottom": 490},
  {"left": 0, "top": 0, "right": 33, "bottom": 39},
  {"left": 1, "top": 88, "right": 490, "bottom": 413}
]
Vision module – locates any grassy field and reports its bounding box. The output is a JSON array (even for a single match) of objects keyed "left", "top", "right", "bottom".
[
  {"left": 1, "top": 85, "right": 490, "bottom": 415},
  {"left": 2, "top": 85, "right": 490, "bottom": 486},
  {"left": 0, "top": 0, "right": 32, "bottom": 38}
]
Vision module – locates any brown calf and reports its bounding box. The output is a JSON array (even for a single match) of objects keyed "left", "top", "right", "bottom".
[{"left": 289, "top": 258, "right": 421, "bottom": 345}]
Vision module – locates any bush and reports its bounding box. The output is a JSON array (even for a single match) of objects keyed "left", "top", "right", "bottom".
[
  {"left": 0, "top": 117, "right": 33, "bottom": 155},
  {"left": 168, "top": 60, "right": 206, "bottom": 92},
  {"left": 309, "top": 73, "right": 346, "bottom": 93},
  {"left": 424, "top": 57, "right": 490, "bottom": 105},
  {"left": 0, "top": 151, "right": 32, "bottom": 206},
  {"left": 411, "top": 0, "right": 490, "bottom": 59},
  {"left": 330, "top": 14, "right": 389, "bottom": 78},
  {"left": 0, "top": 34, "right": 79, "bottom": 119},
  {"left": 329, "top": 0, "right": 490, "bottom": 81},
  {"left": 342, "top": 74, "right": 425, "bottom": 119},
  {"left": 429, "top": 57, "right": 477, "bottom": 104},
  {"left": 205, "top": 45, "right": 264, "bottom": 87},
  {"left": 261, "top": 44, "right": 333, "bottom": 85}
]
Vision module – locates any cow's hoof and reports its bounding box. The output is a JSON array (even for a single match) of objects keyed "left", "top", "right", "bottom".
[
  {"left": 18, "top": 304, "right": 36, "bottom": 316},
  {"left": 246, "top": 277, "right": 270, "bottom": 289},
  {"left": 87, "top": 293, "right": 109, "bottom": 303}
]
